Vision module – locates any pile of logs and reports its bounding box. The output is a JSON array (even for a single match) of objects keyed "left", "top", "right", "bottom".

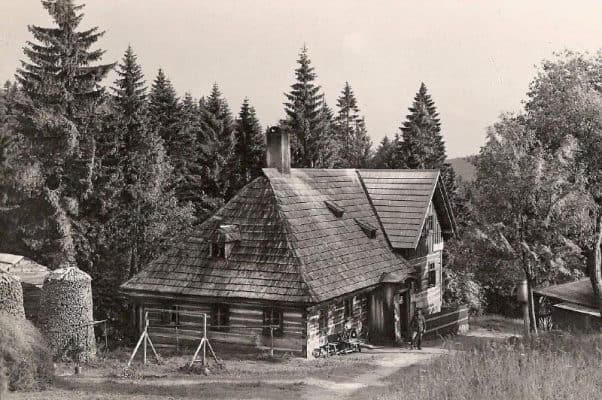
[
  {"left": 0, "top": 271, "right": 25, "bottom": 319},
  {"left": 39, "top": 266, "right": 96, "bottom": 362}
]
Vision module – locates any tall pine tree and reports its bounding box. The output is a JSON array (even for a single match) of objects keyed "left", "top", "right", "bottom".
[
  {"left": 14, "top": 0, "right": 114, "bottom": 269},
  {"left": 109, "top": 46, "right": 193, "bottom": 279},
  {"left": 334, "top": 82, "right": 371, "bottom": 167},
  {"left": 148, "top": 69, "right": 181, "bottom": 158},
  {"left": 173, "top": 92, "right": 206, "bottom": 218},
  {"left": 396, "top": 83, "right": 445, "bottom": 169},
  {"left": 234, "top": 98, "right": 265, "bottom": 185},
  {"left": 199, "top": 83, "right": 237, "bottom": 202},
  {"left": 371, "top": 135, "right": 394, "bottom": 168},
  {"left": 282, "top": 46, "right": 336, "bottom": 167},
  {"left": 393, "top": 82, "right": 457, "bottom": 202}
]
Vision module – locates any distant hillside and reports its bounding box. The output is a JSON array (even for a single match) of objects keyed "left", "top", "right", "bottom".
[{"left": 447, "top": 156, "right": 476, "bottom": 182}]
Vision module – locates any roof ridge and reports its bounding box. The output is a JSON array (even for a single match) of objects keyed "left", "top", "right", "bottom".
[{"left": 263, "top": 173, "right": 318, "bottom": 303}]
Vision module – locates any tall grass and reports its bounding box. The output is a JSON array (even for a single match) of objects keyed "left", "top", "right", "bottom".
[{"left": 376, "top": 332, "right": 602, "bottom": 400}]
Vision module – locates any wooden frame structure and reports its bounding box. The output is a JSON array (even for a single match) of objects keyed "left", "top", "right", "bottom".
[
  {"left": 188, "top": 313, "right": 220, "bottom": 367},
  {"left": 127, "top": 312, "right": 160, "bottom": 367}
]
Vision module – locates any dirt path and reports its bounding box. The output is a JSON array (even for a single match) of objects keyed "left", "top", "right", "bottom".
[{"left": 61, "top": 346, "right": 450, "bottom": 400}]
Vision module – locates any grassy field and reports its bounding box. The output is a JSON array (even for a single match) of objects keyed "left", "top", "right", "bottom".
[
  {"left": 352, "top": 330, "right": 602, "bottom": 400},
  {"left": 10, "top": 317, "right": 602, "bottom": 399}
]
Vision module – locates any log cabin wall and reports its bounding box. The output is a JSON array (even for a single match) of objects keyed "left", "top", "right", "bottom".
[
  {"left": 135, "top": 298, "right": 306, "bottom": 355},
  {"left": 397, "top": 200, "right": 444, "bottom": 315},
  {"left": 306, "top": 293, "right": 368, "bottom": 358}
]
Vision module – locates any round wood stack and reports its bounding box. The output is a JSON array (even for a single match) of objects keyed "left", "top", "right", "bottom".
[
  {"left": 0, "top": 271, "right": 25, "bottom": 319},
  {"left": 39, "top": 266, "right": 96, "bottom": 362}
]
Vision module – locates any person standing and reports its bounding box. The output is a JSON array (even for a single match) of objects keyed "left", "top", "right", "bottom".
[{"left": 410, "top": 309, "right": 426, "bottom": 350}]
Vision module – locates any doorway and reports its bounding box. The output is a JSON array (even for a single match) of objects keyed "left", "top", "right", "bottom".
[{"left": 398, "top": 289, "right": 414, "bottom": 341}]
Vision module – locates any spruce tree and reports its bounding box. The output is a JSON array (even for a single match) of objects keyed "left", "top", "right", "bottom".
[
  {"left": 393, "top": 83, "right": 457, "bottom": 201},
  {"left": 334, "top": 82, "right": 372, "bottom": 167},
  {"left": 234, "top": 98, "right": 265, "bottom": 185},
  {"left": 109, "top": 46, "right": 193, "bottom": 278},
  {"left": 282, "top": 46, "right": 336, "bottom": 167},
  {"left": 174, "top": 92, "right": 206, "bottom": 219},
  {"left": 396, "top": 82, "right": 446, "bottom": 169},
  {"left": 148, "top": 69, "right": 181, "bottom": 158},
  {"left": 199, "top": 83, "right": 237, "bottom": 202},
  {"left": 371, "top": 135, "right": 394, "bottom": 168},
  {"left": 14, "top": 0, "right": 114, "bottom": 269}
]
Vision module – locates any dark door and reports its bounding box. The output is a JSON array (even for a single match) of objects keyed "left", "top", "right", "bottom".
[{"left": 399, "top": 290, "right": 413, "bottom": 340}]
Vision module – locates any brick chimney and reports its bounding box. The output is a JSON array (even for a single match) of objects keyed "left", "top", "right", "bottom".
[{"left": 266, "top": 126, "right": 290, "bottom": 174}]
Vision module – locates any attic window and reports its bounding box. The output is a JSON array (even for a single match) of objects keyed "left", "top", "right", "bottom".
[
  {"left": 355, "top": 218, "right": 377, "bottom": 239},
  {"left": 324, "top": 200, "right": 344, "bottom": 218}
]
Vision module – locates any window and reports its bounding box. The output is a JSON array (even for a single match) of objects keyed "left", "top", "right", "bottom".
[
  {"left": 263, "top": 308, "right": 283, "bottom": 337},
  {"left": 319, "top": 309, "right": 328, "bottom": 334},
  {"left": 211, "top": 243, "right": 225, "bottom": 258},
  {"left": 211, "top": 304, "right": 230, "bottom": 332},
  {"left": 161, "top": 305, "right": 179, "bottom": 326},
  {"left": 428, "top": 263, "right": 437, "bottom": 287},
  {"left": 344, "top": 297, "right": 353, "bottom": 319}
]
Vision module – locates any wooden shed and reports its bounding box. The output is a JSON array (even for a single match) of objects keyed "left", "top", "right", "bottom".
[
  {"left": 0, "top": 253, "right": 50, "bottom": 323},
  {"left": 121, "top": 128, "right": 457, "bottom": 357}
]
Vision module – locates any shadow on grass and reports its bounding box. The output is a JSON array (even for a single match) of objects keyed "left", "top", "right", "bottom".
[{"left": 53, "top": 376, "right": 306, "bottom": 400}]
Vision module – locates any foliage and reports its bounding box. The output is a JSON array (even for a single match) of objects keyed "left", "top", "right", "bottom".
[
  {"left": 0, "top": 313, "right": 54, "bottom": 391},
  {"left": 12, "top": 0, "right": 114, "bottom": 269},
  {"left": 443, "top": 269, "right": 486, "bottom": 315}
]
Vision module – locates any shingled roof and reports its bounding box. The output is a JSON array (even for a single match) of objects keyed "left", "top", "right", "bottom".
[
  {"left": 357, "top": 170, "right": 456, "bottom": 249},
  {"left": 534, "top": 279, "right": 597, "bottom": 309},
  {"left": 122, "top": 169, "right": 410, "bottom": 304}
]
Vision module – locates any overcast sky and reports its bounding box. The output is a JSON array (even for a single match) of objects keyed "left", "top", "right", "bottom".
[{"left": 2, "top": 0, "right": 602, "bottom": 157}]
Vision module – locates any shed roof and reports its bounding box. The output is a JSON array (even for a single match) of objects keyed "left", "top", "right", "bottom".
[
  {"left": 0, "top": 253, "right": 49, "bottom": 287},
  {"left": 534, "top": 279, "right": 597, "bottom": 309},
  {"left": 357, "top": 170, "right": 456, "bottom": 249},
  {"left": 122, "top": 169, "right": 410, "bottom": 304}
]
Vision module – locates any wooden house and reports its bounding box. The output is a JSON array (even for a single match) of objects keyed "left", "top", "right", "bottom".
[
  {"left": 0, "top": 253, "right": 50, "bottom": 324},
  {"left": 534, "top": 279, "right": 602, "bottom": 332},
  {"left": 121, "top": 128, "right": 457, "bottom": 357}
]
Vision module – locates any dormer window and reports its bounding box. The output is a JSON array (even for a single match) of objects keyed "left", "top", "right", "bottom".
[
  {"left": 211, "top": 243, "right": 226, "bottom": 258},
  {"left": 210, "top": 224, "right": 241, "bottom": 259}
]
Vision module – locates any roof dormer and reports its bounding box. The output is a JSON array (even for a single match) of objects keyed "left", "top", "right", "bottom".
[{"left": 210, "top": 224, "right": 241, "bottom": 259}]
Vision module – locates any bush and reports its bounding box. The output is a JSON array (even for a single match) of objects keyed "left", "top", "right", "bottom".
[
  {"left": 0, "top": 312, "right": 54, "bottom": 391},
  {"left": 443, "top": 269, "right": 486, "bottom": 315}
]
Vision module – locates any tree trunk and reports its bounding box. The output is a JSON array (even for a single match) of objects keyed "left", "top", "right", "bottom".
[
  {"left": 527, "top": 278, "right": 538, "bottom": 334},
  {"left": 587, "top": 215, "right": 602, "bottom": 319}
]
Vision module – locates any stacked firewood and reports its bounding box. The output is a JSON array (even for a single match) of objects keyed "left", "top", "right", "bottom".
[
  {"left": 39, "top": 267, "right": 96, "bottom": 362},
  {"left": 0, "top": 271, "right": 25, "bottom": 319}
]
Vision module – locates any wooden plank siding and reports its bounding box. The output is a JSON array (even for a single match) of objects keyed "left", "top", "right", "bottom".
[
  {"left": 137, "top": 299, "right": 306, "bottom": 355},
  {"left": 424, "top": 306, "right": 469, "bottom": 338},
  {"left": 306, "top": 294, "right": 369, "bottom": 358}
]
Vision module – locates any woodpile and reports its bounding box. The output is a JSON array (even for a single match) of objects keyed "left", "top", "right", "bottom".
[
  {"left": 39, "top": 267, "right": 96, "bottom": 362},
  {"left": 0, "top": 271, "right": 25, "bottom": 319}
]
